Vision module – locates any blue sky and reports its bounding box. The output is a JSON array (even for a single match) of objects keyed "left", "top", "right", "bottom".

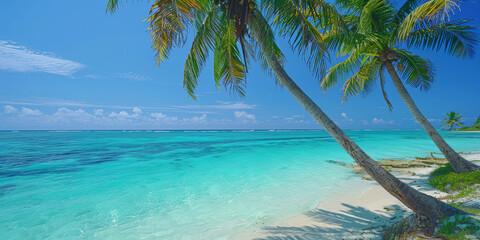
[{"left": 1, "top": 0, "right": 479, "bottom": 130}]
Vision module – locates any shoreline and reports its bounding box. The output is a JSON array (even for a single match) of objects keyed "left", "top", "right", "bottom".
[{"left": 234, "top": 153, "right": 479, "bottom": 240}]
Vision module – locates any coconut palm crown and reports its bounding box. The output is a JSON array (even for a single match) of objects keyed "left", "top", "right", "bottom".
[
  {"left": 321, "top": 0, "right": 477, "bottom": 106},
  {"left": 106, "top": 0, "right": 342, "bottom": 100},
  {"left": 319, "top": 0, "right": 480, "bottom": 173},
  {"left": 442, "top": 111, "right": 464, "bottom": 130}
]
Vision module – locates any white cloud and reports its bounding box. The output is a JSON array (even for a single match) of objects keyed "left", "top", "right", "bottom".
[
  {"left": 234, "top": 111, "right": 256, "bottom": 122},
  {"left": 362, "top": 120, "right": 369, "bottom": 125},
  {"left": 21, "top": 107, "right": 42, "bottom": 116},
  {"left": 151, "top": 112, "right": 167, "bottom": 119},
  {"left": 372, "top": 118, "right": 394, "bottom": 124},
  {"left": 109, "top": 111, "right": 129, "bottom": 118},
  {"left": 341, "top": 113, "right": 353, "bottom": 121},
  {"left": 94, "top": 109, "right": 104, "bottom": 116},
  {"left": 177, "top": 102, "right": 256, "bottom": 110},
  {"left": 190, "top": 114, "right": 207, "bottom": 122},
  {"left": 132, "top": 107, "right": 142, "bottom": 115},
  {"left": 117, "top": 72, "right": 149, "bottom": 81},
  {"left": 4, "top": 105, "right": 17, "bottom": 114},
  {"left": 0, "top": 99, "right": 255, "bottom": 113},
  {"left": 0, "top": 40, "right": 84, "bottom": 76},
  {"left": 109, "top": 107, "right": 142, "bottom": 118}
]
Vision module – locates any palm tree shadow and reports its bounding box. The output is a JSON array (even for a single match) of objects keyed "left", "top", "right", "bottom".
[{"left": 253, "top": 203, "right": 407, "bottom": 240}]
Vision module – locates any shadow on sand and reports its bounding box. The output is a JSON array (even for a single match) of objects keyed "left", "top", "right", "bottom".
[{"left": 253, "top": 203, "right": 408, "bottom": 240}]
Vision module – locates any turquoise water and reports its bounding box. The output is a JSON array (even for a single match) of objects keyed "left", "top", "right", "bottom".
[{"left": 1, "top": 130, "right": 479, "bottom": 239}]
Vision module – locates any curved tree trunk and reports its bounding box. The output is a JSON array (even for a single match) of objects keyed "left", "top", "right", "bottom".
[
  {"left": 384, "top": 61, "right": 480, "bottom": 173},
  {"left": 253, "top": 39, "right": 465, "bottom": 220}
]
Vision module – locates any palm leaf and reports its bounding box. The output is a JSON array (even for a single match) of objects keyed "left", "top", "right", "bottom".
[
  {"left": 405, "top": 19, "right": 478, "bottom": 58},
  {"left": 379, "top": 64, "right": 393, "bottom": 110},
  {"left": 341, "top": 58, "right": 380, "bottom": 102},
  {"left": 183, "top": 5, "right": 222, "bottom": 99},
  {"left": 321, "top": 52, "right": 363, "bottom": 90},
  {"left": 395, "top": 49, "right": 434, "bottom": 90},
  {"left": 397, "top": 0, "right": 460, "bottom": 40},
  {"left": 146, "top": 0, "right": 200, "bottom": 63},
  {"left": 262, "top": 0, "right": 330, "bottom": 79},
  {"left": 213, "top": 21, "right": 247, "bottom": 97}
]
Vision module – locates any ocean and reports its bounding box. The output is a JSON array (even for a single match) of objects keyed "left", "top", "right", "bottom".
[{"left": 1, "top": 130, "right": 479, "bottom": 239}]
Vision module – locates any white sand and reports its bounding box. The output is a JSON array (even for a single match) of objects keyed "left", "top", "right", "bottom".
[{"left": 233, "top": 153, "right": 480, "bottom": 240}]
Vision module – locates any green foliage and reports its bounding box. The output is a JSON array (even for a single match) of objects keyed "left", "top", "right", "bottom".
[
  {"left": 437, "top": 214, "right": 480, "bottom": 239},
  {"left": 449, "top": 203, "right": 480, "bottom": 215},
  {"left": 107, "top": 0, "right": 287, "bottom": 99},
  {"left": 441, "top": 111, "right": 464, "bottom": 130},
  {"left": 429, "top": 163, "right": 480, "bottom": 191},
  {"left": 318, "top": 0, "right": 478, "bottom": 109},
  {"left": 456, "top": 116, "right": 480, "bottom": 131}
]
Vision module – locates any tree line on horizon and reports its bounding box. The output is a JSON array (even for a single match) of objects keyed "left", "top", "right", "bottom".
[
  {"left": 442, "top": 112, "right": 480, "bottom": 130},
  {"left": 106, "top": 0, "right": 479, "bottom": 232}
]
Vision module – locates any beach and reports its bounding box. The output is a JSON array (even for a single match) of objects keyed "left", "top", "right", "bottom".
[{"left": 236, "top": 153, "right": 480, "bottom": 239}]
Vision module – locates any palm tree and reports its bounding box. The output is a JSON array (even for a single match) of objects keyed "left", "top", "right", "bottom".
[
  {"left": 320, "top": 0, "right": 480, "bottom": 173},
  {"left": 441, "top": 111, "right": 464, "bottom": 130},
  {"left": 106, "top": 0, "right": 465, "bottom": 220},
  {"left": 475, "top": 116, "right": 480, "bottom": 128}
]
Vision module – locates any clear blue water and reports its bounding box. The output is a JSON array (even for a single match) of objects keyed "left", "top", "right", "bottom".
[{"left": 1, "top": 130, "right": 479, "bottom": 239}]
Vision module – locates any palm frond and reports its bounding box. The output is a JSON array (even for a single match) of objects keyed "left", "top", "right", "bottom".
[
  {"left": 379, "top": 64, "right": 393, "bottom": 110},
  {"left": 262, "top": 0, "right": 330, "bottom": 79},
  {"left": 358, "top": 0, "right": 395, "bottom": 34},
  {"left": 397, "top": 0, "right": 460, "bottom": 40},
  {"left": 405, "top": 19, "right": 478, "bottom": 58},
  {"left": 341, "top": 58, "right": 380, "bottom": 102},
  {"left": 146, "top": 0, "right": 200, "bottom": 63},
  {"left": 183, "top": 5, "right": 222, "bottom": 99},
  {"left": 213, "top": 21, "right": 247, "bottom": 97},
  {"left": 248, "top": 5, "right": 285, "bottom": 84},
  {"left": 395, "top": 49, "right": 435, "bottom": 90},
  {"left": 321, "top": 53, "right": 363, "bottom": 90},
  {"left": 106, "top": 0, "right": 121, "bottom": 13},
  {"left": 394, "top": 0, "right": 421, "bottom": 23}
]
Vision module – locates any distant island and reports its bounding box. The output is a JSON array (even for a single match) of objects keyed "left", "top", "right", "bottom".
[{"left": 442, "top": 112, "right": 480, "bottom": 131}]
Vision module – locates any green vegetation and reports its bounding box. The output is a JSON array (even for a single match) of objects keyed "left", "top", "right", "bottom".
[
  {"left": 442, "top": 112, "right": 464, "bottom": 130},
  {"left": 449, "top": 203, "right": 480, "bottom": 216},
  {"left": 437, "top": 215, "right": 480, "bottom": 240},
  {"left": 428, "top": 163, "right": 480, "bottom": 238},
  {"left": 429, "top": 163, "right": 480, "bottom": 191},
  {"left": 458, "top": 117, "right": 480, "bottom": 131},
  {"left": 458, "top": 126, "right": 480, "bottom": 131}
]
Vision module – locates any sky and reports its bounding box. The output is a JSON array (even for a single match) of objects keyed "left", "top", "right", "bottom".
[{"left": 0, "top": 0, "right": 479, "bottom": 130}]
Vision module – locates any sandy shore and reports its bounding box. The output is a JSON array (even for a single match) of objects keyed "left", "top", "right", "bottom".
[{"left": 233, "top": 153, "right": 480, "bottom": 240}]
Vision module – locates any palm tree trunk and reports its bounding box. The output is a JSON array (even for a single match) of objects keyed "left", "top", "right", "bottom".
[
  {"left": 255, "top": 47, "right": 464, "bottom": 221},
  {"left": 384, "top": 61, "right": 480, "bottom": 173}
]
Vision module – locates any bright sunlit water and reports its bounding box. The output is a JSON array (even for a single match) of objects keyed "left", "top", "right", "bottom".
[{"left": 1, "top": 130, "right": 479, "bottom": 239}]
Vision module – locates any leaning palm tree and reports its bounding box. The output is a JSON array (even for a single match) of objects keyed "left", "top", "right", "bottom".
[
  {"left": 320, "top": 0, "right": 480, "bottom": 173},
  {"left": 442, "top": 111, "right": 464, "bottom": 130},
  {"left": 106, "top": 0, "right": 465, "bottom": 220}
]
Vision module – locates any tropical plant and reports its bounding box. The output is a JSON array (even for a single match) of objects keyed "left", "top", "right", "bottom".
[
  {"left": 320, "top": 0, "right": 480, "bottom": 173},
  {"left": 441, "top": 111, "right": 464, "bottom": 130},
  {"left": 106, "top": 0, "right": 465, "bottom": 221},
  {"left": 475, "top": 116, "right": 480, "bottom": 128}
]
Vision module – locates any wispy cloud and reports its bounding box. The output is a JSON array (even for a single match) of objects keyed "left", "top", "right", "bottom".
[
  {"left": 175, "top": 102, "right": 256, "bottom": 110},
  {"left": 341, "top": 113, "right": 353, "bottom": 122},
  {"left": 116, "top": 72, "right": 150, "bottom": 81},
  {"left": 234, "top": 111, "right": 256, "bottom": 122},
  {"left": 0, "top": 40, "right": 84, "bottom": 76},
  {"left": 0, "top": 99, "right": 256, "bottom": 112},
  {"left": 372, "top": 118, "right": 394, "bottom": 125}
]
